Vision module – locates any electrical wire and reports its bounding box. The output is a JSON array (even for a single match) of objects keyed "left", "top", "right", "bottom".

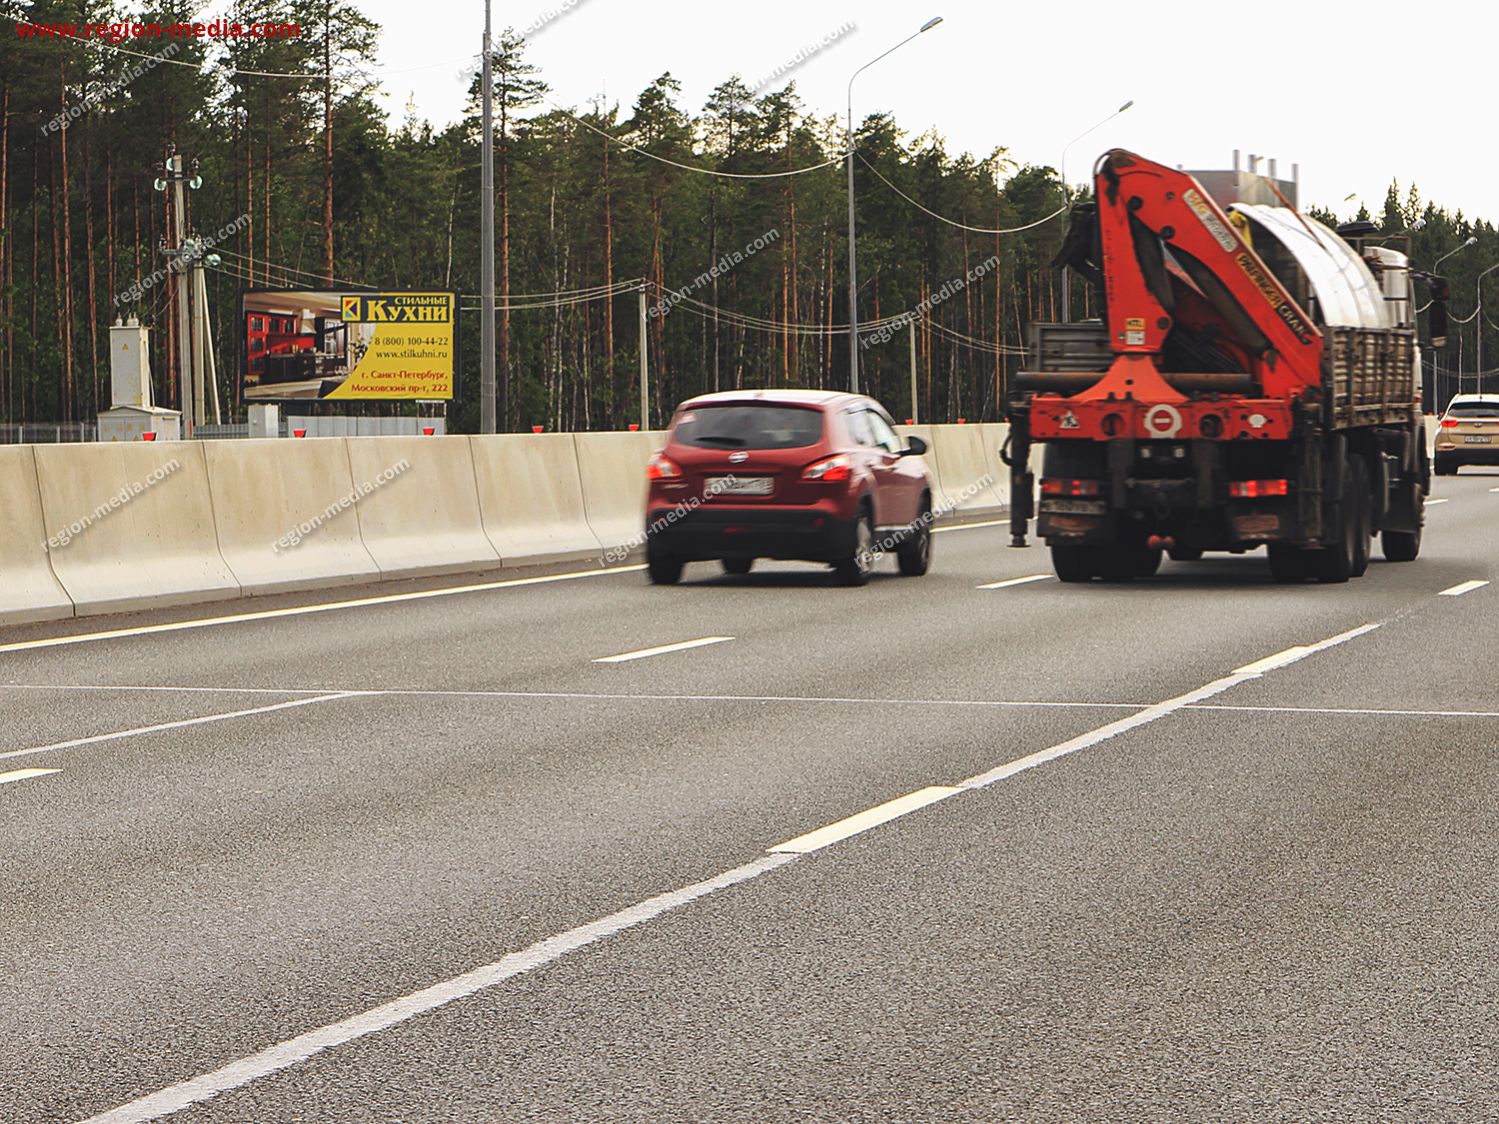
[
  {"left": 548, "top": 97, "right": 848, "bottom": 180},
  {"left": 856, "top": 152, "right": 1068, "bottom": 235}
]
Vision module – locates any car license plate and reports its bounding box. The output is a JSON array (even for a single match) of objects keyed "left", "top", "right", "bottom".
[
  {"left": 707, "top": 475, "right": 773, "bottom": 496},
  {"left": 1463, "top": 435, "right": 1491, "bottom": 444}
]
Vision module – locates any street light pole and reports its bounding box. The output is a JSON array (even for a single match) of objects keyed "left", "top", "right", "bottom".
[
  {"left": 1057, "top": 99, "right": 1134, "bottom": 322},
  {"left": 1432, "top": 236, "right": 1477, "bottom": 272},
  {"left": 846, "top": 16, "right": 943, "bottom": 395},
  {"left": 480, "top": 0, "right": 497, "bottom": 433}
]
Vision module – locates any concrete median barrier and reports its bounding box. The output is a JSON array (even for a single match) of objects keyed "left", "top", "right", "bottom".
[
  {"left": 575, "top": 431, "right": 656, "bottom": 556},
  {"left": 0, "top": 447, "right": 74, "bottom": 625},
  {"left": 33, "top": 442, "right": 240, "bottom": 615},
  {"left": 204, "top": 439, "right": 380, "bottom": 594},
  {"left": 344, "top": 436, "right": 500, "bottom": 579},
  {"left": 929, "top": 423, "right": 1005, "bottom": 515},
  {"left": 472, "top": 434, "right": 603, "bottom": 566}
]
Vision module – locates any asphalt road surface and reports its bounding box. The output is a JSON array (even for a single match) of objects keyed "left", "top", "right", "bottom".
[{"left": 4, "top": 471, "right": 1497, "bottom": 1123}]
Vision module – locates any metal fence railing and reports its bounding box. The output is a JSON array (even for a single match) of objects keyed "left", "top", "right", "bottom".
[{"left": 0, "top": 423, "right": 98, "bottom": 444}]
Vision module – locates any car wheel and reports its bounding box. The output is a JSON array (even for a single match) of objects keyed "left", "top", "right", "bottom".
[
  {"left": 721, "top": 558, "right": 753, "bottom": 575},
  {"left": 1051, "top": 544, "right": 1096, "bottom": 582},
  {"left": 1350, "top": 457, "right": 1372, "bottom": 578},
  {"left": 896, "top": 503, "right": 932, "bottom": 577},
  {"left": 834, "top": 507, "right": 876, "bottom": 586},
  {"left": 646, "top": 541, "right": 684, "bottom": 585},
  {"left": 1434, "top": 454, "right": 1457, "bottom": 476}
]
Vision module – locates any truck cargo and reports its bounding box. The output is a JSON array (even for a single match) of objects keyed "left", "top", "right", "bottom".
[{"left": 1004, "top": 149, "right": 1448, "bottom": 583}]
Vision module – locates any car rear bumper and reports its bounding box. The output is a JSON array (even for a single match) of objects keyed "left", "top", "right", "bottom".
[
  {"left": 1435, "top": 443, "right": 1499, "bottom": 464},
  {"left": 645, "top": 504, "right": 856, "bottom": 562}
]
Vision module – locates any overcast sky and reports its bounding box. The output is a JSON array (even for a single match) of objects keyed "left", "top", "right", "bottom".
[{"left": 291, "top": 0, "right": 1491, "bottom": 227}]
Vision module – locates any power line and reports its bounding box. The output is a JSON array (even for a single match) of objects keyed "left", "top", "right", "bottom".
[{"left": 856, "top": 152, "right": 1068, "bottom": 235}]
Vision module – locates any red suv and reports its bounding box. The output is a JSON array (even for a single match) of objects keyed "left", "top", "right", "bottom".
[{"left": 644, "top": 390, "right": 934, "bottom": 585}]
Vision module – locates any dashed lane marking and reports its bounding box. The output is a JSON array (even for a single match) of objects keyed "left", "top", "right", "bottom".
[
  {"left": 769, "top": 787, "right": 962, "bottom": 854},
  {"left": 976, "top": 574, "right": 1052, "bottom": 590},
  {"left": 593, "top": 637, "right": 734, "bottom": 663},
  {"left": 1439, "top": 579, "right": 1490, "bottom": 597},
  {"left": 0, "top": 768, "right": 60, "bottom": 786}
]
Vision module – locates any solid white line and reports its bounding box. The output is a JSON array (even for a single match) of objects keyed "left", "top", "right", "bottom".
[
  {"left": 0, "top": 566, "right": 646, "bottom": 655},
  {"left": 958, "top": 622, "right": 1381, "bottom": 789},
  {"left": 977, "top": 574, "right": 1052, "bottom": 590},
  {"left": 1233, "top": 646, "right": 1312, "bottom": 676},
  {"left": 769, "top": 786, "right": 961, "bottom": 854},
  {"left": 0, "top": 767, "right": 61, "bottom": 786},
  {"left": 0, "top": 693, "right": 362, "bottom": 764},
  {"left": 593, "top": 636, "right": 734, "bottom": 663},
  {"left": 1439, "top": 579, "right": 1490, "bottom": 597},
  {"left": 1189, "top": 703, "right": 1499, "bottom": 719},
  {"left": 0, "top": 683, "right": 1148, "bottom": 711},
  {"left": 82, "top": 853, "right": 796, "bottom": 1124},
  {"left": 1489, "top": 487, "right": 1499, "bottom": 493},
  {"left": 1425, "top": 498, "right": 1450, "bottom": 505}
]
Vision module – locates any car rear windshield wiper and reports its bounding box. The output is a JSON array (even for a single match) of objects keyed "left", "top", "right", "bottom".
[{"left": 692, "top": 434, "right": 747, "bottom": 446}]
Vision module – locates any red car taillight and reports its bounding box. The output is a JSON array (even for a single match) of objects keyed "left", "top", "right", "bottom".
[
  {"left": 1228, "top": 479, "right": 1289, "bottom": 498},
  {"left": 1039, "top": 477, "right": 1100, "bottom": 496},
  {"left": 647, "top": 453, "right": 682, "bottom": 480},
  {"left": 801, "top": 455, "right": 852, "bottom": 482},
  {"left": 1440, "top": 418, "right": 1459, "bottom": 428}
]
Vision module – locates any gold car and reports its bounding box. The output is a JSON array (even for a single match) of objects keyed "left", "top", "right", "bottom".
[{"left": 1434, "top": 394, "right": 1499, "bottom": 474}]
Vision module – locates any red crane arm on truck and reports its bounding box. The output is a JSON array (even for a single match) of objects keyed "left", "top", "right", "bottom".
[
  {"left": 1027, "top": 150, "right": 1326, "bottom": 444},
  {"left": 1090, "top": 149, "right": 1324, "bottom": 398}
]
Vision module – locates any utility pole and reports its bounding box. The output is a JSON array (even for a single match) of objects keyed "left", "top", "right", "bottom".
[
  {"left": 167, "top": 154, "right": 194, "bottom": 437},
  {"left": 908, "top": 318, "right": 918, "bottom": 424},
  {"left": 479, "top": 0, "right": 496, "bottom": 433},
  {"left": 638, "top": 283, "right": 649, "bottom": 429}
]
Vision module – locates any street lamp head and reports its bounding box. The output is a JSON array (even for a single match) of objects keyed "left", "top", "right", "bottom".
[
  {"left": 920, "top": 16, "right": 943, "bottom": 31},
  {"left": 1466, "top": 236, "right": 1478, "bottom": 246},
  {"left": 1117, "top": 99, "right": 1134, "bottom": 113}
]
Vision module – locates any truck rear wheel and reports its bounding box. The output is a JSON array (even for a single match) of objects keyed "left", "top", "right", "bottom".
[
  {"left": 1268, "top": 544, "right": 1313, "bottom": 583},
  {"left": 1311, "top": 464, "right": 1358, "bottom": 584},
  {"left": 1350, "top": 457, "right": 1372, "bottom": 578},
  {"left": 1382, "top": 523, "right": 1421, "bottom": 562},
  {"left": 1051, "top": 544, "right": 1097, "bottom": 583}
]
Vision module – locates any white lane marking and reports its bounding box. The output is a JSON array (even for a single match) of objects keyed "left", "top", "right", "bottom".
[
  {"left": 1425, "top": 498, "right": 1450, "bottom": 505},
  {"left": 0, "top": 693, "right": 362, "bottom": 764},
  {"left": 0, "top": 683, "right": 1148, "bottom": 712},
  {"left": 977, "top": 574, "right": 1052, "bottom": 590},
  {"left": 958, "top": 623, "right": 1381, "bottom": 790},
  {"left": 87, "top": 619, "right": 1388, "bottom": 1121},
  {"left": 0, "top": 767, "right": 60, "bottom": 786},
  {"left": 1190, "top": 704, "right": 1499, "bottom": 719},
  {"left": 0, "top": 566, "right": 646, "bottom": 656},
  {"left": 932, "top": 519, "right": 1007, "bottom": 533},
  {"left": 770, "top": 786, "right": 961, "bottom": 854},
  {"left": 1439, "top": 579, "right": 1490, "bottom": 597},
  {"left": 593, "top": 636, "right": 734, "bottom": 664},
  {"left": 1233, "top": 646, "right": 1313, "bottom": 676},
  {"left": 1489, "top": 487, "right": 1499, "bottom": 493},
  {"left": 83, "top": 853, "right": 796, "bottom": 1124}
]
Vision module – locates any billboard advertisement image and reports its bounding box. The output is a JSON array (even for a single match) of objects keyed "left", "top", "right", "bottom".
[{"left": 240, "top": 289, "right": 457, "bottom": 401}]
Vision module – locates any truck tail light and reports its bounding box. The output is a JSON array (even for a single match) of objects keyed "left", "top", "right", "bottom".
[
  {"left": 1040, "top": 477, "right": 1100, "bottom": 496},
  {"left": 1229, "top": 479, "right": 1289, "bottom": 498},
  {"left": 802, "top": 455, "right": 852, "bottom": 482},
  {"left": 646, "top": 453, "right": 682, "bottom": 480}
]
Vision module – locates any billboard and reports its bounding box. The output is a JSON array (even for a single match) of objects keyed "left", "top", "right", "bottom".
[{"left": 240, "top": 289, "right": 457, "bottom": 401}]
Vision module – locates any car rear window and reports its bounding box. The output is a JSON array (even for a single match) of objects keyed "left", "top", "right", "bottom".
[
  {"left": 672, "top": 405, "right": 824, "bottom": 449},
  {"left": 1447, "top": 401, "right": 1499, "bottom": 418}
]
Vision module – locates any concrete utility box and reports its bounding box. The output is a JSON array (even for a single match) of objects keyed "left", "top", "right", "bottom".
[
  {"left": 247, "top": 403, "right": 280, "bottom": 438},
  {"left": 98, "top": 405, "right": 182, "bottom": 442}
]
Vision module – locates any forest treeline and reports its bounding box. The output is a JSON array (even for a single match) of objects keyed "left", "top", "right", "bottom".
[{"left": 3, "top": 1, "right": 1496, "bottom": 431}]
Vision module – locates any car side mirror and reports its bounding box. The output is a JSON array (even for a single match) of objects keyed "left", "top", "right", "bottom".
[{"left": 902, "top": 435, "right": 928, "bottom": 456}]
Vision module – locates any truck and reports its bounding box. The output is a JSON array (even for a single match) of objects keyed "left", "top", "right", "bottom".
[{"left": 1003, "top": 149, "right": 1448, "bottom": 583}]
